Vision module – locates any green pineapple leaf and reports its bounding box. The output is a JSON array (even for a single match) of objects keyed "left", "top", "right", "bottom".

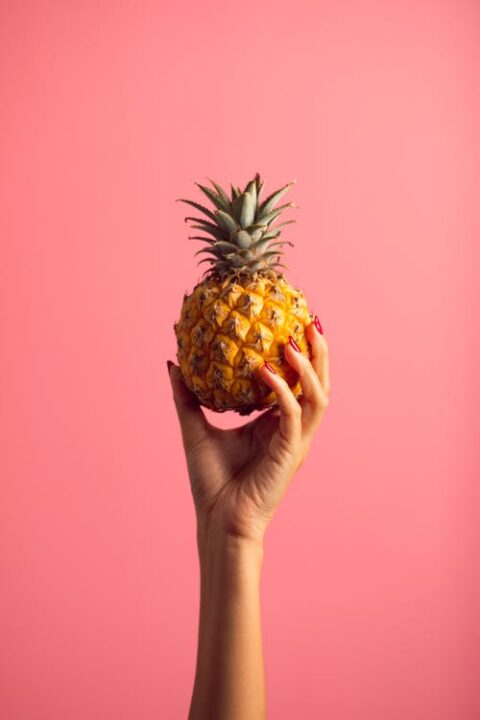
[
  {"left": 189, "top": 223, "right": 227, "bottom": 241},
  {"left": 215, "top": 210, "right": 238, "bottom": 234},
  {"left": 255, "top": 174, "right": 264, "bottom": 201},
  {"left": 189, "top": 236, "right": 217, "bottom": 246},
  {"left": 207, "top": 179, "right": 231, "bottom": 207},
  {"left": 270, "top": 219, "right": 296, "bottom": 231},
  {"left": 259, "top": 229, "right": 281, "bottom": 241},
  {"left": 177, "top": 199, "right": 217, "bottom": 222},
  {"left": 233, "top": 193, "right": 255, "bottom": 228},
  {"left": 213, "top": 241, "right": 241, "bottom": 254},
  {"left": 196, "top": 183, "right": 230, "bottom": 211},
  {"left": 249, "top": 238, "right": 271, "bottom": 254},
  {"left": 257, "top": 203, "right": 295, "bottom": 226},
  {"left": 245, "top": 179, "right": 258, "bottom": 209},
  {"left": 194, "top": 246, "right": 225, "bottom": 259},
  {"left": 235, "top": 230, "right": 252, "bottom": 249},
  {"left": 257, "top": 180, "right": 295, "bottom": 217},
  {"left": 260, "top": 250, "right": 283, "bottom": 260}
]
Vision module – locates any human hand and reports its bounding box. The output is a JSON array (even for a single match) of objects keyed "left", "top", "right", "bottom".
[{"left": 168, "top": 318, "right": 330, "bottom": 545}]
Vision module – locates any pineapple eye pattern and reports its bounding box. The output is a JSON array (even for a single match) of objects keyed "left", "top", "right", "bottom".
[
  {"left": 212, "top": 366, "right": 226, "bottom": 390},
  {"left": 226, "top": 315, "right": 241, "bottom": 338},
  {"left": 190, "top": 353, "right": 203, "bottom": 375},
  {"left": 212, "top": 338, "right": 228, "bottom": 362},
  {"left": 191, "top": 320, "right": 214, "bottom": 347},
  {"left": 177, "top": 276, "right": 308, "bottom": 413},
  {"left": 269, "top": 286, "right": 286, "bottom": 303},
  {"left": 177, "top": 335, "right": 185, "bottom": 350}
]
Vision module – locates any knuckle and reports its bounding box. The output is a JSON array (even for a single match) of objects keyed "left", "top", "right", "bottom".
[
  {"left": 277, "top": 375, "right": 291, "bottom": 393},
  {"left": 298, "top": 354, "right": 314, "bottom": 377},
  {"left": 291, "top": 401, "right": 302, "bottom": 418}
]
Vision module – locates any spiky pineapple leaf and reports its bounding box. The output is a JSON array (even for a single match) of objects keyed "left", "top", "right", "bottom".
[
  {"left": 270, "top": 219, "right": 296, "bottom": 231},
  {"left": 189, "top": 223, "right": 227, "bottom": 241},
  {"left": 249, "top": 238, "right": 271, "bottom": 254},
  {"left": 233, "top": 193, "right": 255, "bottom": 228},
  {"left": 246, "top": 223, "right": 268, "bottom": 232},
  {"left": 257, "top": 181, "right": 295, "bottom": 217},
  {"left": 270, "top": 261, "right": 289, "bottom": 272},
  {"left": 184, "top": 215, "right": 215, "bottom": 225},
  {"left": 235, "top": 230, "right": 252, "bottom": 249},
  {"left": 213, "top": 240, "right": 241, "bottom": 254},
  {"left": 194, "top": 246, "right": 225, "bottom": 259},
  {"left": 259, "top": 229, "right": 281, "bottom": 242},
  {"left": 261, "top": 250, "right": 283, "bottom": 260},
  {"left": 257, "top": 203, "right": 295, "bottom": 226},
  {"left": 245, "top": 179, "right": 257, "bottom": 209},
  {"left": 198, "top": 257, "right": 216, "bottom": 267},
  {"left": 195, "top": 183, "right": 230, "bottom": 211},
  {"left": 267, "top": 240, "right": 294, "bottom": 249},
  {"left": 249, "top": 228, "right": 264, "bottom": 242},
  {"left": 224, "top": 253, "right": 245, "bottom": 267},
  {"left": 177, "top": 199, "right": 217, "bottom": 222},
  {"left": 181, "top": 174, "right": 298, "bottom": 278},
  {"left": 208, "top": 179, "right": 230, "bottom": 207},
  {"left": 188, "top": 235, "right": 216, "bottom": 244},
  {"left": 215, "top": 210, "right": 238, "bottom": 234},
  {"left": 256, "top": 174, "right": 264, "bottom": 202},
  {"left": 207, "top": 261, "right": 230, "bottom": 275},
  {"left": 186, "top": 217, "right": 227, "bottom": 234}
]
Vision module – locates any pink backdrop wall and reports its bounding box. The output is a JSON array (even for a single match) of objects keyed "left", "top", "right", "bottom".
[{"left": 1, "top": 1, "right": 479, "bottom": 718}]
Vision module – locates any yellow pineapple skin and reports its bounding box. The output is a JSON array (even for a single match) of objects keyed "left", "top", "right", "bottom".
[{"left": 174, "top": 272, "right": 313, "bottom": 414}]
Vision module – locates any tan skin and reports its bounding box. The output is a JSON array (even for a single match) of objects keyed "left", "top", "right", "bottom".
[{"left": 169, "top": 320, "right": 330, "bottom": 720}]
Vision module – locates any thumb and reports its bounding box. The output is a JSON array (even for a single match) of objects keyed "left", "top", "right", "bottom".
[{"left": 167, "top": 361, "right": 208, "bottom": 446}]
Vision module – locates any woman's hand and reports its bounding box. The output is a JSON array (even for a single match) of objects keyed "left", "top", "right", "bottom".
[{"left": 168, "top": 318, "right": 330, "bottom": 545}]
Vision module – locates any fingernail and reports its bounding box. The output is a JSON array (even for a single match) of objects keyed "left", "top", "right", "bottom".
[
  {"left": 264, "top": 362, "right": 276, "bottom": 373},
  {"left": 314, "top": 315, "right": 323, "bottom": 334},
  {"left": 167, "top": 360, "right": 174, "bottom": 374},
  {"left": 288, "top": 336, "right": 301, "bottom": 352}
]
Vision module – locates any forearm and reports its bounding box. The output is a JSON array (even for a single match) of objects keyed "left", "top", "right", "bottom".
[{"left": 189, "top": 525, "right": 265, "bottom": 720}]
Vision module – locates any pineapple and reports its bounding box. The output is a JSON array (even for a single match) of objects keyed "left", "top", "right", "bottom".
[{"left": 174, "top": 173, "right": 313, "bottom": 414}]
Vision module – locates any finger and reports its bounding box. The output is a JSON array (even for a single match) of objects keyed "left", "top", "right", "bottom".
[
  {"left": 305, "top": 318, "right": 330, "bottom": 396},
  {"left": 167, "top": 362, "right": 209, "bottom": 447},
  {"left": 284, "top": 339, "right": 329, "bottom": 434},
  {"left": 258, "top": 363, "right": 302, "bottom": 445}
]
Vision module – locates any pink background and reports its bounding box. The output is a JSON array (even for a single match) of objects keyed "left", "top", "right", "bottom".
[{"left": 1, "top": 1, "right": 479, "bottom": 718}]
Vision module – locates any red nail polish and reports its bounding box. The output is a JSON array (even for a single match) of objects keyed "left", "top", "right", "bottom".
[
  {"left": 264, "top": 362, "right": 276, "bottom": 373},
  {"left": 288, "top": 336, "right": 301, "bottom": 352},
  {"left": 314, "top": 315, "right": 323, "bottom": 334}
]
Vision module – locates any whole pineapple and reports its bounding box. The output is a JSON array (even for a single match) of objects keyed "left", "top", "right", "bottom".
[{"left": 174, "top": 173, "right": 313, "bottom": 414}]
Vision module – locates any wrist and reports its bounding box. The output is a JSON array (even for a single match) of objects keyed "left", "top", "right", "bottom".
[{"left": 196, "top": 518, "right": 264, "bottom": 567}]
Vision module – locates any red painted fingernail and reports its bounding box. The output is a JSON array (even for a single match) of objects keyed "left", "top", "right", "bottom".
[
  {"left": 264, "top": 362, "right": 276, "bottom": 373},
  {"left": 314, "top": 315, "right": 323, "bottom": 334},
  {"left": 288, "top": 336, "right": 301, "bottom": 352}
]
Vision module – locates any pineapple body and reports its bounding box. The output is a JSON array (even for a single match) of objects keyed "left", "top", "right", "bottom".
[{"left": 175, "top": 271, "right": 312, "bottom": 413}]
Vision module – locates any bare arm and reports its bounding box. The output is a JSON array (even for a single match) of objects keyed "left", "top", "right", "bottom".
[
  {"left": 190, "top": 532, "right": 264, "bottom": 720},
  {"left": 169, "top": 319, "right": 330, "bottom": 720}
]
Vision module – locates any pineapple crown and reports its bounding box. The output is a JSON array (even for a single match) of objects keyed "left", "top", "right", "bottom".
[{"left": 177, "top": 173, "right": 296, "bottom": 278}]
